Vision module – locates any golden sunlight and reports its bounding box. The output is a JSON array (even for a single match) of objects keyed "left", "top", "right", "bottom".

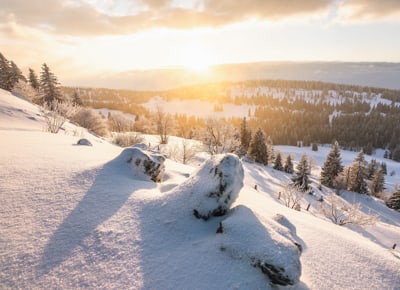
[{"left": 180, "top": 43, "right": 215, "bottom": 72}]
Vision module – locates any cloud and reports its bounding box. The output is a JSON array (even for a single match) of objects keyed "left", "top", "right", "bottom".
[
  {"left": 0, "top": 0, "right": 333, "bottom": 36},
  {"left": 339, "top": 0, "right": 400, "bottom": 20}
]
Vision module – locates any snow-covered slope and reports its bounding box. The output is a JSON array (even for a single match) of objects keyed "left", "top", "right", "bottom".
[{"left": 1, "top": 89, "right": 399, "bottom": 289}]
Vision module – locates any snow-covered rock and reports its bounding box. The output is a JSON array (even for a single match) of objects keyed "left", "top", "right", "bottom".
[
  {"left": 172, "top": 153, "right": 244, "bottom": 220},
  {"left": 217, "top": 205, "right": 302, "bottom": 286},
  {"left": 76, "top": 138, "right": 92, "bottom": 146},
  {"left": 119, "top": 147, "right": 166, "bottom": 182}
]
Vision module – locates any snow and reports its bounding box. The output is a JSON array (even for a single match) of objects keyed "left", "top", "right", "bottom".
[{"left": 1, "top": 89, "right": 400, "bottom": 289}]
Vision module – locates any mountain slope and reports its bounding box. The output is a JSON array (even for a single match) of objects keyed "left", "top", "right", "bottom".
[{"left": 0, "top": 89, "right": 399, "bottom": 289}]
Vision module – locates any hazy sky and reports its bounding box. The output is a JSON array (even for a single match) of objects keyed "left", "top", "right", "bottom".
[{"left": 1, "top": 0, "right": 400, "bottom": 86}]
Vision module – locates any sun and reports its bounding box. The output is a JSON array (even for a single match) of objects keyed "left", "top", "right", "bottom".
[{"left": 181, "top": 44, "right": 215, "bottom": 73}]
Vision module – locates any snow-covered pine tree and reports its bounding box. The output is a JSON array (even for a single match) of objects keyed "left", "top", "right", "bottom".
[
  {"left": 284, "top": 155, "right": 294, "bottom": 174},
  {"left": 320, "top": 141, "right": 343, "bottom": 188},
  {"left": 386, "top": 190, "right": 400, "bottom": 211},
  {"left": 28, "top": 68, "right": 40, "bottom": 91},
  {"left": 248, "top": 128, "right": 268, "bottom": 165},
  {"left": 239, "top": 117, "right": 251, "bottom": 154},
  {"left": 273, "top": 152, "right": 284, "bottom": 171},
  {"left": 292, "top": 154, "right": 310, "bottom": 191},
  {"left": 39, "top": 63, "right": 62, "bottom": 107},
  {"left": 348, "top": 150, "right": 368, "bottom": 194},
  {"left": 369, "top": 168, "right": 385, "bottom": 197}
]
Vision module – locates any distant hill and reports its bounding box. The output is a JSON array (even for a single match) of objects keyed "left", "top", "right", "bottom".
[{"left": 63, "top": 61, "right": 400, "bottom": 91}]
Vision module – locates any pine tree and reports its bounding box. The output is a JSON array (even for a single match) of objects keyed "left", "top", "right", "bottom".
[
  {"left": 348, "top": 150, "right": 368, "bottom": 194},
  {"left": 39, "top": 63, "right": 62, "bottom": 106},
  {"left": 370, "top": 169, "right": 385, "bottom": 197},
  {"left": 312, "top": 143, "right": 318, "bottom": 151},
  {"left": 284, "top": 155, "right": 294, "bottom": 174},
  {"left": 366, "top": 159, "right": 377, "bottom": 180},
  {"left": 292, "top": 154, "right": 310, "bottom": 191},
  {"left": 248, "top": 128, "right": 268, "bottom": 165},
  {"left": 320, "top": 141, "right": 343, "bottom": 188},
  {"left": 273, "top": 152, "right": 284, "bottom": 171},
  {"left": 240, "top": 117, "right": 251, "bottom": 153},
  {"left": 72, "top": 89, "right": 83, "bottom": 106},
  {"left": 386, "top": 190, "right": 400, "bottom": 211},
  {"left": 9, "top": 61, "right": 26, "bottom": 88},
  {"left": 28, "top": 68, "right": 40, "bottom": 91},
  {"left": 0, "top": 52, "right": 12, "bottom": 91},
  {"left": 380, "top": 162, "right": 387, "bottom": 175}
]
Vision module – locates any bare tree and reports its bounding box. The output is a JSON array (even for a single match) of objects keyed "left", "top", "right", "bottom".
[
  {"left": 42, "top": 99, "right": 77, "bottom": 133},
  {"left": 319, "top": 193, "right": 378, "bottom": 226},
  {"left": 168, "top": 139, "right": 202, "bottom": 164},
  {"left": 202, "top": 117, "right": 240, "bottom": 155},
  {"left": 154, "top": 106, "right": 172, "bottom": 144},
  {"left": 280, "top": 183, "right": 308, "bottom": 210}
]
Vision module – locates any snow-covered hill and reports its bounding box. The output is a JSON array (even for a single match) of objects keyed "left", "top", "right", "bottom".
[{"left": 1, "top": 89, "right": 399, "bottom": 289}]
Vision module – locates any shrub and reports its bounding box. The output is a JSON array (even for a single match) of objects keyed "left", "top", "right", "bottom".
[
  {"left": 72, "top": 108, "right": 108, "bottom": 137},
  {"left": 113, "top": 133, "right": 144, "bottom": 147}
]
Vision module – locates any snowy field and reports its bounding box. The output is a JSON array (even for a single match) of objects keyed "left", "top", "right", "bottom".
[{"left": 1, "top": 89, "right": 400, "bottom": 289}]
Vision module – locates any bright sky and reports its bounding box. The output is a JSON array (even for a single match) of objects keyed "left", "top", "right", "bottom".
[{"left": 1, "top": 0, "right": 400, "bottom": 87}]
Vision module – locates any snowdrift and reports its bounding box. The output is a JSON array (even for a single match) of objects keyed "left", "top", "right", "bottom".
[
  {"left": 117, "top": 146, "right": 166, "bottom": 182},
  {"left": 170, "top": 153, "right": 244, "bottom": 220}
]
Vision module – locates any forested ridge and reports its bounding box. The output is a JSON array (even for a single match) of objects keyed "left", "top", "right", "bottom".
[{"left": 61, "top": 80, "right": 400, "bottom": 155}]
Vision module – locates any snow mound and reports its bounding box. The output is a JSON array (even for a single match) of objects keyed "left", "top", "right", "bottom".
[
  {"left": 76, "top": 138, "right": 92, "bottom": 146},
  {"left": 172, "top": 153, "right": 244, "bottom": 220},
  {"left": 217, "top": 205, "right": 302, "bottom": 286},
  {"left": 118, "top": 146, "right": 166, "bottom": 182}
]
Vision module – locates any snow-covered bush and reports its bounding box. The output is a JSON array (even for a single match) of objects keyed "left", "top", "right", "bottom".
[
  {"left": 119, "top": 146, "right": 166, "bottom": 182},
  {"left": 216, "top": 205, "right": 302, "bottom": 286},
  {"left": 172, "top": 153, "right": 244, "bottom": 220},
  {"left": 113, "top": 132, "right": 144, "bottom": 147}
]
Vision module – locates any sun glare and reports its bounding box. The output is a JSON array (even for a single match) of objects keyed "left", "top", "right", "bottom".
[{"left": 181, "top": 44, "right": 215, "bottom": 73}]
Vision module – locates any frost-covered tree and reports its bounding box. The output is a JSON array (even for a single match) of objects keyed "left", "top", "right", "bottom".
[
  {"left": 320, "top": 141, "right": 343, "bottom": 188},
  {"left": 154, "top": 105, "right": 172, "bottom": 144},
  {"left": 28, "top": 68, "right": 40, "bottom": 91},
  {"left": 292, "top": 154, "right": 310, "bottom": 191},
  {"left": 369, "top": 169, "right": 385, "bottom": 197},
  {"left": 248, "top": 128, "right": 268, "bottom": 165},
  {"left": 273, "top": 152, "right": 284, "bottom": 171},
  {"left": 284, "top": 155, "right": 294, "bottom": 174},
  {"left": 202, "top": 117, "right": 239, "bottom": 155},
  {"left": 239, "top": 117, "right": 251, "bottom": 154},
  {"left": 348, "top": 150, "right": 368, "bottom": 194},
  {"left": 386, "top": 190, "right": 400, "bottom": 211},
  {"left": 72, "top": 108, "right": 108, "bottom": 137},
  {"left": 39, "top": 63, "right": 62, "bottom": 106}
]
